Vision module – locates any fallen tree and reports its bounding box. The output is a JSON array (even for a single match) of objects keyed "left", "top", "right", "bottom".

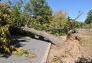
[
  {"left": 10, "top": 26, "right": 78, "bottom": 46},
  {"left": 20, "top": 27, "right": 63, "bottom": 46}
]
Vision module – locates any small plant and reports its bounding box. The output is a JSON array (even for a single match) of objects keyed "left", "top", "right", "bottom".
[
  {"left": 61, "top": 54, "right": 67, "bottom": 58},
  {"left": 12, "top": 48, "right": 36, "bottom": 58},
  {"left": 52, "top": 56, "right": 60, "bottom": 62}
]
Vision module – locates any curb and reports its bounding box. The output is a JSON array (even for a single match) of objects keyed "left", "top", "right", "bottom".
[{"left": 41, "top": 43, "right": 51, "bottom": 63}]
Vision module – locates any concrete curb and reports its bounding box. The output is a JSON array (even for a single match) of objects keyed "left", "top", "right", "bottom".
[{"left": 41, "top": 43, "right": 51, "bottom": 63}]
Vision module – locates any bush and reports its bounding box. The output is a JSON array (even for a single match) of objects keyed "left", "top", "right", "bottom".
[{"left": 0, "top": 3, "right": 13, "bottom": 55}]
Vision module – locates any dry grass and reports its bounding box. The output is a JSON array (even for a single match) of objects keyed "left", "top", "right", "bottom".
[
  {"left": 78, "top": 32, "right": 92, "bottom": 57},
  {"left": 78, "top": 32, "right": 92, "bottom": 44}
]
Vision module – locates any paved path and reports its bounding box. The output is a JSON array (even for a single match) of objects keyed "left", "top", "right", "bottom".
[{"left": 0, "top": 36, "right": 51, "bottom": 63}]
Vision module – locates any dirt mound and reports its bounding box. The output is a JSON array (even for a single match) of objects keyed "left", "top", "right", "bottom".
[{"left": 47, "top": 33, "right": 92, "bottom": 63}]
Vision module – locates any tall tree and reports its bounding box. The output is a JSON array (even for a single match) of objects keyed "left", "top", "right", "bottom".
[
  {"left": 53, "top": 10, "right": 67, "bottom": 22},
  {"left": 7, "top": 0, "right": 28, "bottom": 27},
  {"left": 85, "top": 10, "right": 92, "bottom": 24},
  {"left": 29, "top": 0, "right": 52, "bottom": 24}
]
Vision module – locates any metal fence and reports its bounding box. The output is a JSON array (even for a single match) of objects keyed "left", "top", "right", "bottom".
[{"left": 77, "top": 28, "right": 92, "bottom": 32}]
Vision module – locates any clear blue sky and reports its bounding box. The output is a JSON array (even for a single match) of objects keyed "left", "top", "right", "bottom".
[
  {"left": 2, "top": 0, "right": 92, "bottom": 22},
  {"left": 47, "top": 0, "right": 92, "bottom": 22}
]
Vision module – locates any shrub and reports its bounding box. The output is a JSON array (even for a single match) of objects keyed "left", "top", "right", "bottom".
[{"left": 0, "top": 3, "right": 13, "bottom": 55}]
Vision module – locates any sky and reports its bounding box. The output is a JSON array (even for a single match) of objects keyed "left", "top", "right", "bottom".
[
  {"left": 47, "top": 0, "right": 92, "bottom": 22},
  {"left": 1, "top": 0, "right": 92, "bottom": 22}
]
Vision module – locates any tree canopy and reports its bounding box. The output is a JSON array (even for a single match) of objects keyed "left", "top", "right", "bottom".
[
  {"left": 85, "top": 10, "right": 92, "bottom": 24},
  {"left": 0, "top": 0, "right": 84, "bottom": 56}
]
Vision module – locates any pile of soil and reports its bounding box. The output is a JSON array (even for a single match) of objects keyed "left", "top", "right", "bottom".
[{"left": 47, "top": 33, "right": 92, "bottom": 63}]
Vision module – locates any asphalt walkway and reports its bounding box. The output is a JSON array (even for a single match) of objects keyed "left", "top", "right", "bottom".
[{"left": 0, "top": 36, "right": 51, "bottom": 63}]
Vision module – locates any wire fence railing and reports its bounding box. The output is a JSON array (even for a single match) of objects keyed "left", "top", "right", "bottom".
[{"left": 77, "top": 27, "right": 92, "bottom": 32}]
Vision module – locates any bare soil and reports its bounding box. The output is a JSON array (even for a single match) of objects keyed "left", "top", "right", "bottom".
[{"left": 47, "top": 32, "right": 92, "bottom": 63}]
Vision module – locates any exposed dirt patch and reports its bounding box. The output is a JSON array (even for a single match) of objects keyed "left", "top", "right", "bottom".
[{"left": 47, "top": 32, "right": 92, "bottom": 63}]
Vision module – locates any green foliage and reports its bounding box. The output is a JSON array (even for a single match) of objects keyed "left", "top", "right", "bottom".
[
  {"left": 30, "top": 0, "right": 52, "bottom": 16},
  {"left": 85, "top": 10, "right": 92, "bottom": 24},
  {"left": 29, "top": 11, "right": 83, "bottom": 35},
  {"left": 0, "top": 0, "right": 84, "bottom": 56},
  {"left": 0, "top": 1, "right": 28, "bottom": 55},
  {"left": 12, "top": 48, "right": 36, "bottom": 58},
  {"left": 0, "top": 3, "right": 13, "bottom": 26},
  {"left": 82, "top": 24, "right": 92, "bottom": 28},
  {"left": 0, "top": 3, "right": 13, "bottom": 55},
  {"left": 0, "top": 26, "right": 11, "bottom": 54},
  {"left": 11, "top": 9, "right": 28, "bottom": 27},
  {"left": 66, "top": 17, "right": 82, "bottom": 30},
  {"left": 26, "top": 0, "right": 52, "bottom": 24},
  {"left": 48, "top": 19, "right": 68, "bottom": 35},
  {"left": 24, "top": 0, "right": 53, "bottom": 31},
  {"left": 8, "top": 0, "right": 28, "bottom": 27}
]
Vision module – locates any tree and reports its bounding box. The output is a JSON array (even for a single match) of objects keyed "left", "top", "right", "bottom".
[
  {"left": 22, "top": 27, "right": 63, "bottom": 46},
  {"left": 0, "top": 0, "right": 63, "bottom": 56},
  {"left": 0, "top": 3, "right": 13, "bottom": 55},
  {"left": 53, "top": 10, "right": 67, "bottom": 22},
  {"left": 29, "top": 0, "right": 52, "bottom": 24},
  {"left": 46, "top": 10, "right": 68, "bottom": 35},
  {"left": 85, "top": 10, "right": 92, "bottom": 24},
  {"left": 7, "top": 0, "right": 28, "bottom": 27}
]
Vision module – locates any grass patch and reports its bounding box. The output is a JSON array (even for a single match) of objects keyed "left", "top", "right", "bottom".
[{"left": 79, "top": 32, "right": 92, "bottom": 45}]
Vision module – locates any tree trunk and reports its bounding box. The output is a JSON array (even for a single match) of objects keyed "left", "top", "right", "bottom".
[{"left": 22, "top": 27, "right": 63, "bottom": 46}]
